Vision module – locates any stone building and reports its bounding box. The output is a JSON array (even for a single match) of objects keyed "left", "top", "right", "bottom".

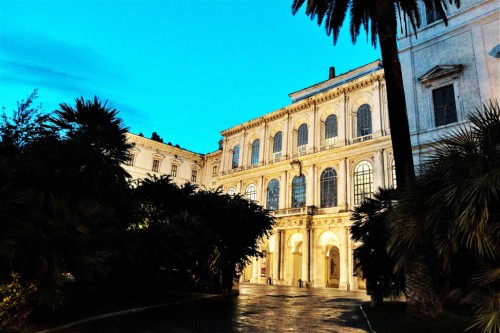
[
  {"left": 124, "top": 61, "right": 394, "bottom": 290},
  {"left": 398, "top": 0, "right": 499, "bottom": 168},
  {"left": 123, "top": 0, "right": 499, "bottom": 288},
  {"left": 123, "top": 133, "right": 205, "bottom": 188}
]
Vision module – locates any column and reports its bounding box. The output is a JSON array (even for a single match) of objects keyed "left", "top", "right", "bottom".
[
  {"left": 220, "top": 137, "right": 228, "bottom": 173},
  {"left": 347, "top": 229, "right": 356, "bottom": 290},
  {"left": 306, "top": 164, "right": 315, "bottom": 206},
  {"left": 374, "top": 149, "right": 385, "bottom": 189},
  {"left": 301, "top": 227, "right": 309, "bottom": 283},
  {"left": 257, "top": 176, "right": 264, "bottom": 204},
  {"left": 260, "top": 122, "right": 267, "bottom": 165},
  {"left": 279, "top": 171, "right": 287, "bottom": 209},
  {"left": 338, "top": 158, "right": 347, "bottom": 210},
  {"left": 282, "top": 113, "right": 290, "bottom": 158},
  {"left": 272, "top": 232, "right": 280, "bottom": 283},
  {"left": 241, "top": 131, "right": 248, "bottom": 167},
  {"left": 251, "top": 255, "right": 259, "bottom": 283},
  {"left": 236, "top": 180, "right": 243, "bottom": 194},
  {"left": 338, "top": 227, "right": 349, "bottom": 290},
  {"left": 372, "top": 80, "right": 382, "bottom": 137},
  {"left": 338, "top": 92, "right": 348, "bottom": 146},
  {"left": 309, "top": 104, "right": 317, "bottom": 153},
  {"left": 345, "top": 159, "right": 351, "bottom": 210}
]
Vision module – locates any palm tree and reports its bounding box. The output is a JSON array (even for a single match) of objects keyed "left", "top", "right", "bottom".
[
  {"left": 49, "top": 96, "right": 132, "bottom": 199},
  {"left": 390, "top": 101, "right": 500, "bottom": 329},
  {"left": 350, "top": 188, "right": 404, "bottom": 306},
  {"left": 291, "top": 0, "right": 460, "bottom": 317}
]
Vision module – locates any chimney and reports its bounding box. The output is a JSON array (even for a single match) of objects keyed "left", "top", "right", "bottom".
[{"left": 329, "top": 66, "right": 336, "bottom": 79}]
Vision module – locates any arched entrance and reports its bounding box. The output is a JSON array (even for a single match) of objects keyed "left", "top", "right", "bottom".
[
  {"left": 325, "top": 246, "right": 340, "bottom": 288},
  {"left": 318, "top": 230, "right": 341, "bottom": 288},
  {"left": 288, "top": 233, "right": 303, "bottom": 286}
]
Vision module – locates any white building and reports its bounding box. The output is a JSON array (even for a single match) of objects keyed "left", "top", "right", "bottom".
[
  {"left": 398, "top": 0, "right": 500, "bottom": 167},
  {"left": 126, "top": 61, "right": 395, "bottom": 290}
]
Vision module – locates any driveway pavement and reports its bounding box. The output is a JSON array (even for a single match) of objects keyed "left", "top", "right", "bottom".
[{"left": 70, "top": 284, "right": 370, "bottom": 333}]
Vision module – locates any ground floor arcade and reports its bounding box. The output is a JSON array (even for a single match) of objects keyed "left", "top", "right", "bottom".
[{"left": 241, "top": 209, "right": 365, "bottom": 290}]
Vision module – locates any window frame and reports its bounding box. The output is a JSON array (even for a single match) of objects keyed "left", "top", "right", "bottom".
[
  {"left": 297, "top": 123, "right": 308, "bottom": 152},
  {"left": 266, "top": 179, "right": 280, "bottom": 211},
  {"left": 191, "top": 169, "right": 198, "bottom": 182},
  {"left": 324, "top": 114, "right": 338, "bottom": 145},
  {"left": 246, "top": 184, "right": 257, "bottom": 201},
  {"left": 353, "top": 161, "right": 373, "bottom": 205},
  {"left": 291, "top": 175, "right": 306, "bottom": 208},
  {"left": 273, "top": 131, "right": 283, "bottom": 158},
  {"left": 232, "top": 145, "right": 240, "bottom": 169},
  {"left": 320, "top": 167, "right": 338, "bottom": 208},
  {"left": 152, "top": 159, "right": 160, "bottom": 173},
  {"left": 356, "top": 104, "right": 372, "bottom": 138},
  {"left": 171, "top": 164, "right": 178, "bottom": 177},
  {"left": 432, "top": 84, "right": 458, "bottom": 127},
  {"left": 251, "top": 139, "right": 260, "bottom": 165}
]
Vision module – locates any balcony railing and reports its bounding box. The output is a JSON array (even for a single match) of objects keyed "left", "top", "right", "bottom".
[
  {"left": 352, "top": 134, "right": 372, "bottom": 144},
  {"left": 269, "top": 206, "right": 317, "bottom": 217}
]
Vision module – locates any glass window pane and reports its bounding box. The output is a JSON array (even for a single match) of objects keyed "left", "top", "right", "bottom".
[
  {"left": 266, "top": 179, "right": 280, "bottom": 210},
  {"left": 251, "top": 139, "right": 260, "bottom": 165},
  {"left": 320, "top": 167, "right": 337, "bottom": 208},
  {"left": 232, "top": 145, "right": 240, "bottom": 169},
  {"left": 298, "top": 124, "right": 308, "bottom": 147},
  {"left": 354, "top": 161, "right": 373, "bottom": 205},
  {"left": 273, "top": 132, "right": 282, "bottom": 153},
  {"left": 291, "top": 175, "right": 306, "bottom": 207},
  {"left": 357, "top": 104, "right": 372, "bottom": 137}
]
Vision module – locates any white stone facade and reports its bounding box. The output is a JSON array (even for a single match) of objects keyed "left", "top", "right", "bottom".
[
  {"left": 213, "top": 61, "right": 394, "bottom": 289},
  {"left": 398, "top": 0, "right": 500, "bottom": 168},
  {"left": 125, "top": 61, "right": 395, "bottom": 290},
  {"left": 123, "top": 133, "right": 204, "bottom": 187}
]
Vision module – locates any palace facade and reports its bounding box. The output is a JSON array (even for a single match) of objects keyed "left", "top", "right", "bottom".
[{"left": 126, "top": 60, "right": 394, "bottom": 290}]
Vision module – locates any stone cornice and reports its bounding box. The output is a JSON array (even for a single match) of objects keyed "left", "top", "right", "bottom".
[
  {"left": 127, "top": 133, "right": 204, "bottom": 162},
  {"left": 220, "top": 70, "right": 385, "bottom": 137}
]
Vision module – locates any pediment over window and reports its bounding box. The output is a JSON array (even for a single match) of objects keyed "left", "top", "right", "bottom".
[
  {"left": 418, "top": 65, "right": 463, "bottom": 85},
  {"left": 171, "top": 158, "right": 182, "bottom": 165},
  {"left": 152, "top": 153, "right": 165, "bottom": 160}
]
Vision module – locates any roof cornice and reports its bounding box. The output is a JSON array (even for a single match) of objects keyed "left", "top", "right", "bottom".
[{"left": 220, "top": 70, "right": 384, "bottom": 137}]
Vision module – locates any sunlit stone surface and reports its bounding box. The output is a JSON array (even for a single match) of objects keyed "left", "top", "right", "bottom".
[{"left": 76, "top": 284, "right": 370, "bottom": 332}]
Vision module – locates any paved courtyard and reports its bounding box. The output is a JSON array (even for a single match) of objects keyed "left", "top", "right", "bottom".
[{"left": 74, "top": 284, "right": 370, "bottom": 333}]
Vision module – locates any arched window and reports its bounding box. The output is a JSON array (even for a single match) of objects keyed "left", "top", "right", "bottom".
[
  {"left": 357, "top": 104, "right": 372, "bottom": 137},
  {"left": 291, "top": 175, "right": 306, "bottom": 207},
  {"left": 251, "top": 139, "right": 260, "bottom": 165},
  {"left": 228, "top": 187, "right": 236, "bottom": 196},
  {"left": 325, "top": 114, "right": 338, "bottom": 144},
  {"left": 273, "top": 132, "right": 282, "bottom": 158},
  {"left": 354, "top": 161, "right": 373, "bottom": 205},
  {"left": 297, "top": 123, "right": 308, "bottom": 152},
  {"left": 246, "top": 184, "right": 257, "bottom": 201},
  {"left": 266, "top": 179, "right": 280, "bottom": 210},
  {"left": 320, "top": 168, "right": 337, "bottom": 208},
  {"left": 232, "top": 145, "right": 240, "bottom": 169}
]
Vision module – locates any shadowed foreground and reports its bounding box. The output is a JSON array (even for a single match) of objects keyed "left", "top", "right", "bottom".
[{"left": 70, "top": 284, "right": 369, "bottom": 333}]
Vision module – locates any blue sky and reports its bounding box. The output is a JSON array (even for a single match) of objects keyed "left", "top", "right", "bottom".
[{"left": 0, "top": 0, "right": 380, "bottom": 153}]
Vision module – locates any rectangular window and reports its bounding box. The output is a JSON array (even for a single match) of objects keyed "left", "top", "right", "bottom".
[
  {"left": 433, "top": 85, "right": 457, "bottom": 127},
  {"left": 171, "top": 164, "right": 178, "bottom": 177},
  {"left": 212, "top": 165, "right": 218, "bottom": 175},
  {"left": 152, "top": 159, "right": 160, "bottom": 172},
  {"left": 426, "top": 3, "right": 442, "bottom": 25},
  {"left": 191, "top": 170, "right": 198, "bottom": 182},
  {"left": 125, "top": 154, "right": 135, "bottom": 166}
]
